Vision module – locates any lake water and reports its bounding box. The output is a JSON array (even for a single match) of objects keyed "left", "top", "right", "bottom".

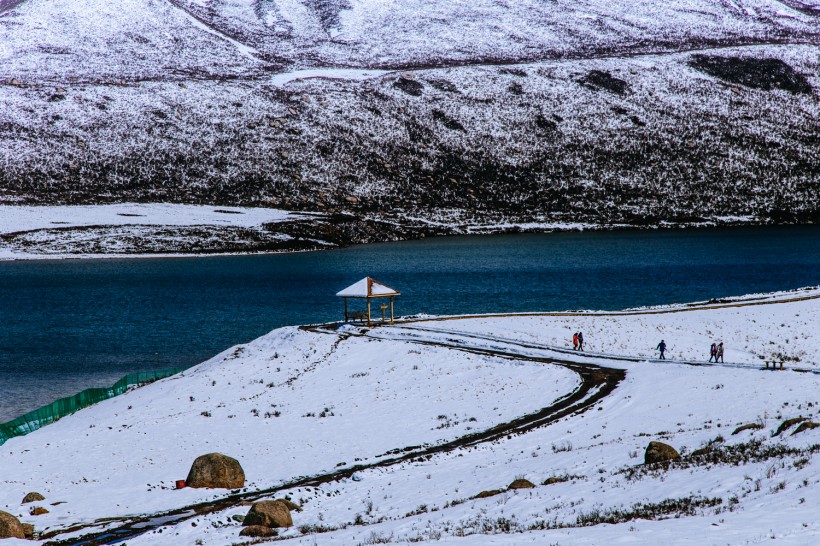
[{"left": 1, "top": 225, "right": 819, "bottom": 421}]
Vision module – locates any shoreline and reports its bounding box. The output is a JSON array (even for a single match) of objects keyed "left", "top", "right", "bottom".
[
  {"left": 0, "top": 202, "right": 796, "bottom": 261},
  {"left": 5, "top": 285, "right": 817, "bottom": 425}
]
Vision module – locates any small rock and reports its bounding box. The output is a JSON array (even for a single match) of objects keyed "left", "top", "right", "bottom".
[
  {"left": 691, "top": 446, "right": 714, "bottom": 458},
  {"left": 732, "top": 423, "right": 764, "bottom": 435},
  {"left": 473, "top": 489, "right": 504, "bottom": 499},
  {"left": 22, "top": 523, "right": 35, "bottom": 539},
  {"left": 55, "top": 87, "right": 66, "bottom": 93},
  {"left": 243, "top": 500, "right": 293, "bottom": 528},
  {"left": 22, "top": 492, "right": 45, "bottom": 504},
  {"left": 231, "top": 514, "right": 245, "bottom": 523},
  {"left": 344, "top": 195, "right": 358, "bottom": 204},
  {"left": 775, "top": 417, "right": 807, "bottom": 436},
  {"left": 644, "top": 441, "right": 680, "bottom": 464},
  {"left": 30, "top": 506, "right": 49, "bottom": 516},
  {"left": 792, "top": 422, "right": 820, "bottom": 435},
  {"left": 0, "top": 511, "right": 25, "bottom": 539},
  {"left": 508, "top": 478, "right": 535, "bottom": 490},
  {"left": 10, "top": 78, "right": 22, "bottom": 86},
  {"left": 543, "top": 477, "right": 568, "bottom": 486},
  {"left": 240, "top": 525, "right": 278, "bottom": 537},
  {"left": 186, "top": 453, "right": 245, "bottom": 489}
]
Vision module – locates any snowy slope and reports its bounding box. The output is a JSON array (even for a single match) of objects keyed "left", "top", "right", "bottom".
[
  {"left": 0, "top": 0, "right": 818, "bottom": 250},
  {"left": 0, "top": 203, "right": 322, "bottom": 259},
  {"left": 1, "top": 288, "right": 820, "bottom": 544},
  {"left": 0, "top": 0, "right": 262, "bottom": 81},
  {"left": 0, "top": 326, "right": 578, "bottom": 534}
]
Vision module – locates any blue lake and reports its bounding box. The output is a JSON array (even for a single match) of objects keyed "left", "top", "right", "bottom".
[{"left": 1, "top": 225, "right": 819, "bottom": 421}]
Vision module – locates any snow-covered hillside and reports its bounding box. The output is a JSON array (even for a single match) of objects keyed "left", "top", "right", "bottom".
[
  {"left": 1, "top": 287, "right": 819, "bottom": 544},
  {"left": 0, "top": 203, "right": 329, "bottom": 258},
  {"left": 1, "top": 0, "right": 818, "bottom": 251}
]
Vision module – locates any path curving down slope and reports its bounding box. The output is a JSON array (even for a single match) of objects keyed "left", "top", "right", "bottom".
[{"left": 40, "top": 326, "right": 623, "bottom": 546}]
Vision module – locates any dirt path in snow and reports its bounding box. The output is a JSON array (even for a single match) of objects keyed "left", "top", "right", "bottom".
[
  {"left": 40, "top": 328, "right": 624, "bottom": 545},
  {"left": 37, "top": 289, "right": 817, "bottom": 543}
]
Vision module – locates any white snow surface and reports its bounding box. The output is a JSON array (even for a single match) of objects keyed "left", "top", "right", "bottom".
[
  {"left": 337, "top": 277, "right": 400, "bottom": 297},
  {"left": 2, "top": 287, "right": 820, "bottom": 544},
  {"left": 268, "top": 68, "right": 389, "bottom": 87},
  {"left": 0, "top": 204, "right": 308, "bottom": 260}
]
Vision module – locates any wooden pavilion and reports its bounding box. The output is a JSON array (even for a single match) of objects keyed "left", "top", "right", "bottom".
[{"left": 336, "top": 277, "right": 399, "bottom": 325}]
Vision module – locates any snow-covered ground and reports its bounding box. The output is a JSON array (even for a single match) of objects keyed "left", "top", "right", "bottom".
[
  {"left": 2, "top": 287, "right": 820, "bottom": 544},
  {"left": 0, "top": 204, "right": 319, "bottom": 259}
]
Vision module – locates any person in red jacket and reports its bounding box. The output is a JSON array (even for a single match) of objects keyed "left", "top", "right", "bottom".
[{"left": 572, "top": 332, "right": 579, "bottom": 351}]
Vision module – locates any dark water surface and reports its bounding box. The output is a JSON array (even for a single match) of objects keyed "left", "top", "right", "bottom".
[{"left": 1, "top": 226, "right": 819, "bottom": 420}]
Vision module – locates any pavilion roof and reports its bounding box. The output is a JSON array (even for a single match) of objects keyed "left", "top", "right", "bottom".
[{"left": 336, "top": 277, "right": 400, "bottom": 298}]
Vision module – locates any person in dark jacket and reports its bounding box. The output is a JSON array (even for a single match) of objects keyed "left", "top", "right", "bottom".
[
  {"left": 716, "top": 342, "right": 724, "bottom": 363},
  {"left": 656, "top": 339, "right": 667, "bottom": 360},
  {"left": 709, "top": 342, "right": 717, "bottom": 363},
  {"left": 578, "top": 332, "right": 584, "bottom": 351}
]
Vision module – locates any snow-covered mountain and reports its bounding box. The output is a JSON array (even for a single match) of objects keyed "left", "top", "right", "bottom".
[{"left": 1, "top": 0, "right": 818, "bottom": 244}]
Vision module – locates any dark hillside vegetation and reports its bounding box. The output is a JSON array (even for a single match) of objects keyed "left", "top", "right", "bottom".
[{"left": 1, "top": 0, "right": 819, "bottom": 248}]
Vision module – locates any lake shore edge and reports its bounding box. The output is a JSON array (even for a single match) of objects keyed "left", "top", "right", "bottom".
[{"left": 0, "top": 202, "right": 782, "bottom": 261}]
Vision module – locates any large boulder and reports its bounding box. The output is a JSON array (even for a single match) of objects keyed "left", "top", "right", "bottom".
[
  {"left": 22, "top": 492, "right": 45, "bottom": 504},
  {"left": 644, "top": 441, "right": 680, "bottom": 464},
  {"left": 185, "top": 453, "right": 245, "bottom": 489},
  {"left": 243, "top": 500, "right": 293, "bottom": 528},
  {"left": 0, "top": 510, "right": 25, "bottom": 539}
]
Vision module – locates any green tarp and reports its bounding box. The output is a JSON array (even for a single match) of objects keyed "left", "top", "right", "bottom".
[{"left": 0, "top": 368, "right": 182, "bottom": 446}]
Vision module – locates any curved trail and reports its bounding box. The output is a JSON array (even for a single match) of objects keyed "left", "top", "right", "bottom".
[
  {"left": 39, "top": 289, "right": 818, "bottom": 544},
  {"left": 41, "top": 326, "right": 624, "bottom": 545}
]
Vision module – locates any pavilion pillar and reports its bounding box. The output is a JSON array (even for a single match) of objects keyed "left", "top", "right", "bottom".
[
  {"left": 390, "top": 296, "right": 394, "bottom": 324},
  {"left": 367, "top": 298, "right": 371, "bottom": 326}
]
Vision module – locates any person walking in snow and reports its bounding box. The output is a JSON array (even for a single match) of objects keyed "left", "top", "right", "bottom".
[
  {"left": 573, "top": 332, "right": 579, "bottom": 351},
  {"left": 709, "top": 342, "right": 717, "bottom": 363},
  {"left": 578, "top": 332, "right": 585, "bottom": 351},
  {"left": 716, "top": 342, "right": 724, "bottom": 363},
  {"left": 656, "top": 339, "right": 667, "bottom": 360}
]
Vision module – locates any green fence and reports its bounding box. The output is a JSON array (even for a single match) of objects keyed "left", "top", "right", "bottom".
[{"left": 0, "top": 368, "right": 183, "bottom": 446}]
